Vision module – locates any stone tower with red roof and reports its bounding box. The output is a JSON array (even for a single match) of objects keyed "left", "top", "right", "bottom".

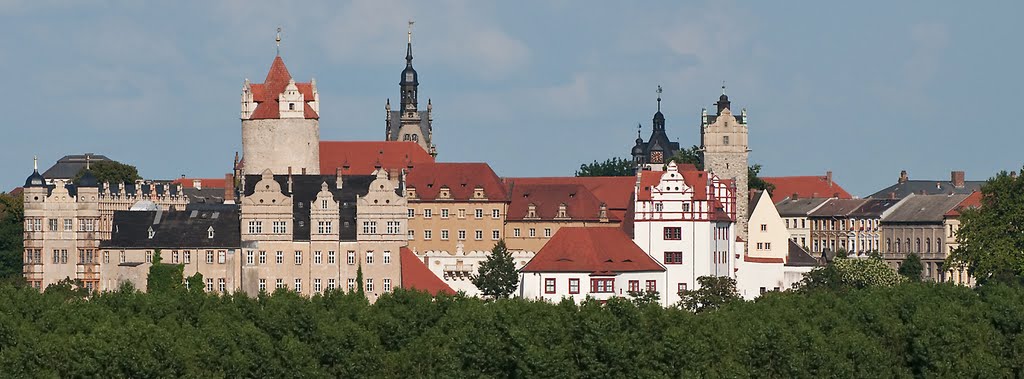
[
  {"left": 701, "top": 87, "right": 749, "bottom": 240},
  {"left": 240, "top": 52, "right": 321, "bottom": 176}
]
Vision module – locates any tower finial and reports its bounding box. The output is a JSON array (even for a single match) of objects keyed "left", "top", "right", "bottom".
[
  {"left": 408, "top": 19, "right": 414, "bottom": 44},
  {"left": 276, "top": 27, "right": 282, "bottom": 56},
  {"left": 656, "top": 85, "right": 662, "bottom": 112},
  {"left": 405, "top": 19, "right": 415, "bottom": 65},
  {"left": 722, "top": 81, "right": 726, "bottom": 95},
  {"left": 85, "top": 154, "right": 91, "bottom": 170},
  {"left": 637, "top": 123, "right": 642, "bottom": 138},
  {"left": 33, "top": 155, "right": 38, "bottom": 171}
]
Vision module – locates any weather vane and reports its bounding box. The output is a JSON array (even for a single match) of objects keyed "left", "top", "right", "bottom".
[
  {"left": 722, "top": 81, "right": 726, "bottom": 95},
  {"left": 656, "top": 85, "right": 663, "bottom": 111},
  {"left": 408, "top": 19, "right": 414, "bottom": 43},
  {"left": 276, "top": 27, "right": 282, "bottom": 55}
]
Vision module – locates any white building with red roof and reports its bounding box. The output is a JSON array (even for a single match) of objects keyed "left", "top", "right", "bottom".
[
  {"left": 632, "top": 161, "right": 739, "bottom": 305},
  {"left": 520, "top": 227, "right": 665, "bottom": 303}
]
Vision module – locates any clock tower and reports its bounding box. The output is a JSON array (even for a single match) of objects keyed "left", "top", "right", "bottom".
[{"left": 630, "top": 86, "right": 681, "bottom": 171}]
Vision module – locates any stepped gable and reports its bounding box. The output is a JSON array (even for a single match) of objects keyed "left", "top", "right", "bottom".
[
  {"left": 404, "top": 162, "right": 507, "bottom": 201},
  {"left": 521, "top": 227, "right": 664, "bottom": 274},
  {"left": 399, "top": 247, "right": 455, "bottom": 295},
  {"left": 242, "top": 174, "right": 378, "bottom": 241},
  {"left": 319, "top": 141, "right": 434, "bottom": 176},
  {"left": 762, "top": 175, "right": 852, "bottom": 203},
  {"left": 247, "top": 56, "right": 318, "bottom": 120}
]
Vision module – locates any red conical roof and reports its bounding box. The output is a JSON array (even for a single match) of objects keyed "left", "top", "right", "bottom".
[{"left": 246, "top": 55, "right": 319, "bottom": 120}]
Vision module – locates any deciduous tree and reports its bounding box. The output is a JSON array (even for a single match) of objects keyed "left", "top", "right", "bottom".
[
  {"left": 74, "top": 160, "right": 141, "bottom": 185},
  {"left": 575, "top": 157, "right": 635, "bottom": 177},
  {"left": 947, "top": 168, "right": 1024, "bottom": 285},
  {"left": 899, "top": 253, "right": 923, "bottom": 281},
  {"left": 678, "top": 276, "right": 740, "bottom": 312}
]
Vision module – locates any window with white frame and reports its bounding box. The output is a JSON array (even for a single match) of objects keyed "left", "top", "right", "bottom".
[
  {"left": 294, "top": 250, "right": 302, "bottom": 265},
  {"left": 294, "top": 278, "right": 302, "bottom": 293},
  {"left": 441, "top": 208, "right": 449, "bottom": 218},
  {"left": 249, "top": 220, "right": 262, "bottom": 234},
  {"left": 206, "top": 250, "right": 214, "bottom": 264},
  {"left": 347, "top": 278, "right": 355, "bottom": 291},
  {"left": 258, "top": 279, "right": 266, "bottom": 292},
  {"left": 347, "top": 251, "right": 355, "bottom": 265},
  {"left": 492, "top": 209, "right": 500, "bottom": 218},
  {"left": 276, "top": 278, "right": 284, "bottom": 289},
  {"left": 362, "top": 221, "right": 377, "bottom": 234},
  {"left": 64, "top": 219, "right": 73, "bottom": 231},
  {"left": 328, "top": 251, "right": 336, "bottom": 264},
  {"left": 529, "top": 228, "right": 536, "bottom": 237},
  {"left": 314, "top": 251, "right": 322, "bottom": 264},
  {"left": 365, "top": 278, "right": 373, "bottom": 292},
  {"left": 408, "top": 230, "right": 415, "bottom": 240},
  {"left": 272, "top": 221, "right": 287, "bottom": 234},
  {"left": 492, "top": 230, "right": 500, "bottom": 240},
  {"left": 205, "top": 278, "right": 213, "bottom": 292},
  {"left": 423, "top": 209, "right": 432, "bottom": 219},
  {"left": 314, "top": 278, "right": 322, "bottom": 293},
  {"left": 218, "top": 278, "right": 226, "bottom": 293},
  {"left": 458, "top": 209, "right": 466, "bottom": 219},
  {"left": 424, "top": 229, "right": 432, "bottom": 240},
  {"left": 383, "top": 278, "right": 392, "bottom": 292},
  {"left": 386, "top": 221, "right": 400, "bottom": 234},
  {"left": 407, "top": 208, "right": 415, "bottom": 218},
  {"left": 475, "top": 230, "right": 483, "bottom": 240},
  {"left": 544, "top": 228, "right": 552, "bottom": 238},
  {"left": 475, "top": 209, "right": 483, "bottom": 219},
  {"left": 276, "top": 251, "right": 283, "bottom": 264},
  {"left": 246, "top": 250, "right": 254, "bottom": 265},
  {"left": 328, "top": 278, "right": 336, "bottom": 291},
  {"left": 259, "top": 250, "right": 266, "bottom": 264},
  {"left": 218, "top": 250, "right": 226, "bottom": 264},
  {"left": 366, "top": 251, "right": 374, "bottom": 264},
  {"left": 183, "top": 251, "right": 190, "bottom": 264},
  {"left": 458, "top": 230, "right": 466, "bottom": 240},
  {"left": 441, "top": 229, "right": 449, "bottom": 240},
  {"left": 383, "top": 251, "right": 391, "bottom": 264}
]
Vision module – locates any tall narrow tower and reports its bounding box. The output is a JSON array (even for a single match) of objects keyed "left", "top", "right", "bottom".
[
  {"left": 701, "top": 86, "right": 749, "bottom": 240},
  {"left": 386, "top": 21, "right": 436, "bottom": 156},
  {"left": 240, "top": 29, "right": 321, "bottom": 175}
]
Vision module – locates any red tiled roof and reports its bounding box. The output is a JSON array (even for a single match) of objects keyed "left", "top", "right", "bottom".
[
  {"left": 743, "top": 254, "right": 784, "bottom": 264},
  {"left": 506, "top": 183, "right": 613, "bottom": 221},
  {"left": 247, "top": 56, "right": 319, "bottom": 120},
  {"left": 762, "top": 175, "right": 851, "bottom": 203},
  {"left": 319, "top": 141, "right": 434, "bottom": 176},
  {"left": 172, "top": 178, "right": 227, "bottom": 189},
  {"left": 945, "top": 191, "right": 982, "bottom": 217},
  {"left": 399, "top": 247, "right": 455, "bottom": 295},
  {"left": 521, "top": 227, "right": 665, "bottom": 273},
  {"left": 502, "top": 176, "right": 635, "bottom": 214},
  {"left": 8, "top": 187, "right": 23, "bottom": 197},
  {"left": 405, "top": 162, "right": 508, "bottom": 201}
]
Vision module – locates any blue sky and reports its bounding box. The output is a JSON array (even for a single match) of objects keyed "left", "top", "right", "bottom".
[{"left": 2, "top": 1, "right": 1021, "bottom": 196}]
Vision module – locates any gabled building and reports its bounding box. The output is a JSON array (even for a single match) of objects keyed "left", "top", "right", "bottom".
[
  {"left": 735, "top": 191, "right": 819, "bottom": 299},
  {"left": 880, "top": 193, "right": 970, "bottom": 282},
  {"left": 520, "top": 227, "right": 665, "bottom": 303},
  {"left": 774, "top": 197, "right": 829, "bottom": 249},
  {"left": 632, "top": 161, "right": 737, "bottom": 305}
]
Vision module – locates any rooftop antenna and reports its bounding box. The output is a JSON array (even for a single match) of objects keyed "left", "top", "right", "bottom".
[
  {"left": 276, "top": 27, "right": 282, "bottom": 56},
  {"left": 656, "top": 85, "right": 662, "bottom": 112}
]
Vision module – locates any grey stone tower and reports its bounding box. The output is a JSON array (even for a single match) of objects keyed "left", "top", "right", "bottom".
[{"left": 701, "top": 87, "right": 750, "bottom": 240}]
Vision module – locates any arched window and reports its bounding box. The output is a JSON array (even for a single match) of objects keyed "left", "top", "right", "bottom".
[
  {"left": 412, "top": 134, "right": 419, "bottom": 142},
  {"left": 916, "top": 238, "right": 921, "bottom": 253},
  {"left": 886, "top": 238, "right": 891, "bottom": 252},
  {"left": 905, "top": 239, "right": 911, "bottom": 253},
  {"left": 895, "top": 239, "right": 900, "bottom": 253},
  {"left": 925, "top": 238, "right": 931, "bottom": 253},
  {"left": 403, "top": 134, "right": 410, "bottom": 141}
]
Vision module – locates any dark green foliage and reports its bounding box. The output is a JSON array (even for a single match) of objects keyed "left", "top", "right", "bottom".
[
  {"left": 0, "top": 282, "right": 1022, "bottom": 377},
  {"left": 575, "top": 157, "right": 635, "bottom": 177},
  {"left": 899, "top": 253, "right": 924, "bottom": 281},
  {"left": 748, "top": 163, "right": 776, "bottom": 192},
  {"left": 0, "top": 192, "right": 24, "bottom": 283},
  {"left": 355, "top": 263, "right": 364, "bottom": 296},
  {"left": 146, "top": 250, "right": 184, "bottom": 293},
  {"left": 669, "top": 145, "right": 704, "bottom": 169},
  {"left": 947, "top": 167, "right": 1024, "bottom": 285},
  {"left": 471, "top": 240, "right": 519, "bottom": 299},
  {"left": 73, "top": 160, "right": 141, "bottom": 185},
  {"left": 678, "top": 276, "right": 741, "bottom": 312}
]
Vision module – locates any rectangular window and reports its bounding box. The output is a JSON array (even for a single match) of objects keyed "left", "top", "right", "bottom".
[
  {"left": 424, "top": 230, "right": 432, "bottom": 240},
  {"left": 328, "top": 251, "right": 336, "bottom": 264},
  {"left": 218, "top": 278, "right": 226, "bottom": 293},
  {"left": 628, "top": 280, "right": 640, "bottom": 292},
  {"left": 276, "top": 251, "right": 283, "bottom": 264},
  {"left": 328, "top": 278, "right": 336, "bottom": 291},
  {"left": 362, "top": 221, "right": 377, "bottom": 234},
  {"left": 664, "top": 227, "right": 682, "bottom": 240},
  {"left": 273, "top": 221, "right": 287, "bottom": 234},
  {"left": 513, "top": 228, "right": 521, "bottom": 237},
  {"left": 569, "top": 278, "right": 580, "bottom": 294},
  {"left": 365, "top": 278, "right": 373, "bottom": 292},
  {"left": 276, "top": 278, "right": 284, "bottom": 289},
  {"left": 294, "top": 278, "right": 302, "bottom": 293},
  {"left": 760, "top": 224, "right": 767, "bottom": 231},
  {"left": 314, "top": 278, "right": 322, "bottom": 293},
  {"left": 218, "top": 250, "right": 226, "bottom": 264},
  {"left": 183, "top": 251, "right": 190, "bottom": 264},
  {"left": 206, "top": 250, "right": 214, "bottom": 264},
  {"left": 259, "top": 279, "right": 266, "bottom": 292},
  {"left": 424, "top": 209, "right": 432, "bottom": 219},
  {"left": 683, "top": 203, "right": 691, "bottom": 212},
  {"left": 383, "top": 278, "right": 392, "bottom": 292},
  {"left": 322, "top": 199, "right": 329, "bottom": 209},
  {"left": 103, "top": 251, "right": 109, "bottom": 264},
  {"left": 492, "top": 230, "right": 500, "bottom": 240},
  {"left": 529, "top": 228, "right": 536, "bottom": 237},
  {"left": 64, "top": 219, "right": 73, "bottom": 231},
  {"left": 48, "top": 218, "right": 57, "bottom": 231},
  {"left": 347, "top": 278, "right": 355, "bottom": 291},
  {"left": 248, "top": 220, "right": 262, "bottom": 234},
  {"left": 383, "top": 251, "right": 391, "bottom": 264},
  {"left": 458, "top": 209, "right": 466, "bottom": 219},
  {"left": 646, "top": 280, "right": 657, "bottom": 292},
  {"left": 475, "top": 209, "right": 483, "bottom": 219},
  {"left": 544, "top": 228, "right": 552, "bottom": 238},
  {"left": 441, "top": 229, "right": 449, "bottom": 240},
  {"left": 206, "top": 278, "right": 214, "bottom": 292},
  {"left": 294, "top": 251, "right": 302, "bottom": 265},
  {"left": 590, "top": 278, "right": 614, "bottom": 293},
  {"left": 407, "top": 208, "right": 415, "bottom": 218},
  {"left": 246, "top": 250, "right": 254, "bottom": 265},
  {"left": 347, "top": 251, "right": 355, "bottom": 265},
  {"left": 441, "top": 208, "right": 449, "bottom": 219},
  {"left": 544, "top": 278, "right": 556, "bottom": 294},
  {"left": 259, "top": 250, "right": 266, "bottom": 264},
  {"left": 678, "top": 283, "right": 687, "bottom": 293},
  {"left": 664, "top": 252, "right": 683, "bottom": 264},
  {"left": 366, "top": 251, "right": 374, "bottom": 264},
  {"left": 475, "top": 230, "right": 483, "bottom": 240},
  {"left": 314, "top": 251, "right": 322, "bottom": 264},
  {"left": 386, "top": 221, "right": 400, "bottom": 234},
  {"left": 458, "top": 230, "right": 466, "bottom": 240},
  {"left": 408, "top": 229, "right": 415, "bottom": 240},
  {"left": 492, "top": 209, "right": 500, "bottom": 219},
  {"left": 317, "top": 221, "right": 330, "bottom": 234}
]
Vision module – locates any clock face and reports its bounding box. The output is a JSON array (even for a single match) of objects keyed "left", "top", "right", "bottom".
[{"left": 651, "top": 151, "right": 663, "bottom": 163}]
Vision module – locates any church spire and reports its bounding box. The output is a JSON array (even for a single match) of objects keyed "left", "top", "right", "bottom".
[
  {"left": 400, "top": 20, "right": 419, "bottom": 112},
  {"left": 653, "top": 85, "right": 665, "bottom": 131},
  {"left": 406, "top": 20, "right": 414, "bottom": 66}
]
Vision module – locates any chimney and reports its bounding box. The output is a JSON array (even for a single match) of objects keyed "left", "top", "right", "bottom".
[
  {"left": 193, "top": 179, "right": 202, "bottom": 190},
  {"left": 224, "top": 174, "right": 235, "bottom": 204},
  {"left": 951, "top": 171, "right": 965, "bottom": 188},
  {"left": 301, "top": 167, "right": 307, "bottom": 175},
  {"left": 889, "top": 192, "right": 896, "bottom": 199},
  {"left": 826, "top": 171, "right": 833, "bottom": 187},
  {"left": 791, "top": 193, "right": 799, "bottom": 200},
  {"left": 899, "top": 170, "right": 908, "bottom": 184}
]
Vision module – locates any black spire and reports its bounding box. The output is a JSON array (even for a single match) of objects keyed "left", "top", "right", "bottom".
[
  {"left": 716, "top": 83, "right": 731, "bottom": 115},
  {"left": 24, "top": 156, "right": 45, "bottom": 188},
  {"left": 400, "top": 20, "right": 419, "bottom": 112},
  {"left": 653, "top": 85, "right": 665, "bottom": 131}
]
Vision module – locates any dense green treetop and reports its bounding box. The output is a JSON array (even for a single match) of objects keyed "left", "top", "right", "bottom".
[
  {"left": 73, "top": 160, "right": 141, "bottom": 185},
  {"left": 947, "top": 167, "right": 1024, "bottom": 285},
  {"left": 575, "top": 157, "right": 635, "bottom": 177}
]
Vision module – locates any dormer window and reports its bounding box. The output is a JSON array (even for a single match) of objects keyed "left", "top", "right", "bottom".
[
  {"left": 439, "top": 186, "right": 451, "bottom": 199},
  {"left": 556, "top": 203, "right": 568, "bottom": 219},
  {"left": 527, "top": 203, "right": 537, "bottom": 219},
  {"left": 406, "top": 188, "right": 417, "bottom": 199},
  {"left": 148, "top": 226, "right": 154, "bottom": 239},
  {"left": 207, "top": 226, "right": 214, "bottom": 239},
  {"left": 474, "top": 187, "right": 485, "bottom": 199}
]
